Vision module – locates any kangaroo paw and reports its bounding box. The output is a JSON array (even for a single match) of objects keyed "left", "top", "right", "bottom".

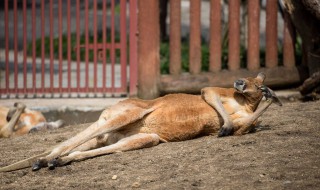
[
  {"left": 48, "top": 159, "right": 59, "bottom": 170},
  {"left": 32, "top": 160, "right": 46, "bottom": 171},
  {"left": 218, "top": 126, "right": 234, "bottom": 137}
]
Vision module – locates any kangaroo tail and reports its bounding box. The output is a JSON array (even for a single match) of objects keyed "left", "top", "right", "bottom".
[{"left": 0, "top": 151, "right": 50, "bottom": 172}]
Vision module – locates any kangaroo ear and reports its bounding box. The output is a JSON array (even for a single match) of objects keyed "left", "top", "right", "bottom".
[
  {"left": 6, "top": 107, "right": 17, "bottom": 122},
  {"left": 256, "top": 72, "right": 266, "bottom": 82}
]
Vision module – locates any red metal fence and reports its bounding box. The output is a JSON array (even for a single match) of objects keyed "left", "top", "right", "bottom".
[{"left": 0, "top": 0, "right": 138, "bottom": 98}]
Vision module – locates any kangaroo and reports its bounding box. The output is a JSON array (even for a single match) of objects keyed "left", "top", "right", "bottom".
[
  {"left": 0, "top": 103, "right": 64, "bottom": 138},
  {"left": 0, "top": 73, "right": 281, "bottom": 172}
]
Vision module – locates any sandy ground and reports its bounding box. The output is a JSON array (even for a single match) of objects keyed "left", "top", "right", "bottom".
[{"left": 0, "top": 99, "right": 320, "bottom": 190}]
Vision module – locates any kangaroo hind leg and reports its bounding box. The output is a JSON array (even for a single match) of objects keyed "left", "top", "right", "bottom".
[
  {"left": 55, "top": 133, "right": 160, "bottom": 167},
  {"left": 32, "top": 102, "right": 155, "bottom": 171}
]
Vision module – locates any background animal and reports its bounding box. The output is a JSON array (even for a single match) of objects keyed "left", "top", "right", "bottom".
[{"left": 0, "top": 103, "right": 64, "bottom": 138}]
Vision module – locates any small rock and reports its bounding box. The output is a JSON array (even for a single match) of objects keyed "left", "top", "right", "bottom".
[
  {"left": 132, "top": 182, "right": 141, "bottom": 188},
  {"left": 283, "top": 180, "right": 292, "bottom": 184},
  {"left": 259, "top": 173, "right": 266, "bottom": 177},
  {"left": 112, "top": 175, "right": 117, "bottom": 180},
  {"left": 289, "top": 97, "right": 295, "bottom": 102}
]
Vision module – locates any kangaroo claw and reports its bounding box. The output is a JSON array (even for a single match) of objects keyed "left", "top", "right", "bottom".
[
  {"left": 32, "top": 161, "right": 43, "bottom": 171},
  {"left": 48, "top": 159, "right": 58, "bottom": 170},
  {"left": 259, "top": 85, "right": 282, "bottom": 106}
]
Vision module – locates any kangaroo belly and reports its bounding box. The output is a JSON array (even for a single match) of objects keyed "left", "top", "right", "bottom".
[{"left": 139, "top": 94, "right": 221, "bottom": 142}]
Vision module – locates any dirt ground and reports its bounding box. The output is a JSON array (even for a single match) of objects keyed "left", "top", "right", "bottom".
[{"left": 1, "top": 99, "right": 320, "bottom": 190}]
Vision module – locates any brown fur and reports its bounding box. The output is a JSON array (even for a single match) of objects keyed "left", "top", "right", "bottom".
[{"left": 0, "top": 73, "right": 280, "bottom": 172}]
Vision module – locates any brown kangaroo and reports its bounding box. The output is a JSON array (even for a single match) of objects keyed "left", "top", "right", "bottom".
[
  {"left": 0, "top": 72, "right": 281, "bottom": 172},
  {"left": 0, "top": 103, "right": 64, "bottom": 138}
]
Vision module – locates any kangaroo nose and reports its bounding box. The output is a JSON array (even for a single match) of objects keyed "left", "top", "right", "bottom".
[{"left": 235, "top": 80, "right": 244, "bottom": 86}]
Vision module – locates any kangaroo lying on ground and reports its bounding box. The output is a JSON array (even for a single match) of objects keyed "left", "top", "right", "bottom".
[
  {"left": 0, "top": 103, "right": 64, "bottom": 138},
  {"left": 0, "top": 73, "right": 281, "bottom": 172}
]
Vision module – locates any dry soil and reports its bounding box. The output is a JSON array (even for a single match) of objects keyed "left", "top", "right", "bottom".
[{"left": 1, "top": 100, "right": 320, "bottom": 190}]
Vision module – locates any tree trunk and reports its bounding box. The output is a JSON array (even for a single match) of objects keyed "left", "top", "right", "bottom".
[
  {"left": 282, "top": 0, "right": 320, "bottom": 96},
  {"left": 282, "top": 0, "right": 320, "bottom": 75}
]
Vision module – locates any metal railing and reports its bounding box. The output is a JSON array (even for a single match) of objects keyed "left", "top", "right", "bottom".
[{"left": 0, "top": 0, "right": 138, "bottom": 98}]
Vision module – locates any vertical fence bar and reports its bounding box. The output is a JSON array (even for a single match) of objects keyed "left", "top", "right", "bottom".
[
  {"left": 169, "top": 0, "right": 181, "bottom": 75},
  {"left": 138, "top": 0, "right": 160, "bottom": 99},
  {"left": 76, "top": 0, "right": 80, "bottom": 92},
  {"left": 67, "top": 0, "right": 71, "bottom": 92},
  {"left": 189, "top": 0, "right": 201, "bottom": 74},
  {"left": 93, "top": 0, "right": 98, "bottom": 92},
  {"left": 32, "top": 0, "right": 36, "bottom": 93},
  {"left": 5, "top": 0, "right": 9, "bottom": 94},
  {"left": 102, "top": 0, "right": 107, "bottom": 93},
  {"left": 129, "top": 0, "right": 138, "bottom": 96},
  {"left": 23, "top": 0, "right": 27, "bottom": 94},
  {"left": 120, "top": 0, "right": 127, "bottom": 91},
  {"left": 85, "top": 0, "right": 89, "bottom": 92},
  {"left": 14, "top": 0, "right": 18, "bottom": 93},
  {"left": 228, "top": 0, "right": 240, "bottom": 71},
  {"left": 50, "top": 0, "right": 54, "bottom": 92},
  {"left": 283, "top": 10, "right": 295, "bottom": 68},
  {"left": 111, "top": 0, "right": 116, "bottom": 92},
  {"left": 41, "top": 0, "right": 45, "bottom": 93},
  {"left": 59, "top": 0, "right": 63, "bottom": 93},
  {"left": 266, "top": 0, "right": 278, "bottom": 68},
  {"left": 247, "top": 0, "right": 260, "bottom": 70},
  {"left": 209, "top": 0, "right": 221, "bottom": 72}
]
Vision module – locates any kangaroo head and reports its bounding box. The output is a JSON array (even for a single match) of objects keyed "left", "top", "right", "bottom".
[
  {"left": 6, "top": 102, "right": 26, "bottom": 122},
  {"left": 234, "top": 72, "right": 282, "bottom": 108},
  {"left": 234, "top": 72, "right": 266, "bottom": 99}
]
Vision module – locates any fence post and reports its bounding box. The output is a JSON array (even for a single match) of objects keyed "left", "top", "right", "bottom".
[
  {"left": 283, "top": 10, "right": 295, "bottom": 68},
  {"left": 266, "top": 0, "right": 278, "bottom": 68},
  {"left": 138, "top": 0, "right": 160, "bottom": 99},
  {"left": 247, "top": 0, "right": 260, "bottom": 70},
  {"left": 228, "top": 0, "right": 240, "bottom": 71},
  {"left": 189, "top": 0, "right": 201, "bottom": 74},
  {"left": 170, "top": 0, "right": 181, "bottom": 75},
  {"left": 209, "top": 0, "right": 221, "bottom": 72},
  {"left": 129, "top": 0, "right": 138, "bottom": 96}
]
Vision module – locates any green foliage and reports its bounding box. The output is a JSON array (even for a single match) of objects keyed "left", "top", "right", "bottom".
[
  {"left": 160, "top": 41, "right": 211, "bottom": 74},
  {"left": 294, "top": 36, "right": 303, "bottom": 65}
]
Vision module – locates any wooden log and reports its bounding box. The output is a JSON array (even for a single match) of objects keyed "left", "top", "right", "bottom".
[
  {"left": 298, "top": 71, "right": 320, "bottom": 95},
  {"left": 159, "top": 67, "right": 306, "bottom": 94}
]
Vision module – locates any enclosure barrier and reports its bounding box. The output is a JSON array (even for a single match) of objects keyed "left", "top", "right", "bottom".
[
  {"left": 138, "top": 0, "right": 305, "bottom": 99},
  {"left": 0, "top": 0, "right": 138, "bottom": 98},
  {"left": 1, "top": 0, "right": 305, "bottom": 99}
]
